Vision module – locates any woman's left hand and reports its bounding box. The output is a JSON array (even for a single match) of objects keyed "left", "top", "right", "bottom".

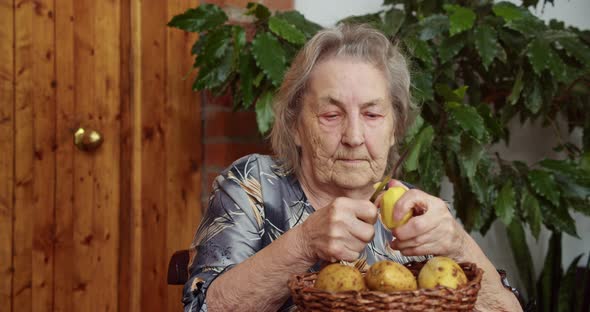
[{"left": 385, "top": 181, "right": 468, "bottom": 260}]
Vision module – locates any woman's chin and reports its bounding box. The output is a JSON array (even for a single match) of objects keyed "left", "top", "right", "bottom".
[{"left": 330, "top": 173, "right": 375, "bottom": 192}]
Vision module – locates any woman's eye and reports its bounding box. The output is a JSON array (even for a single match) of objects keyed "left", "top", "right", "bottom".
[
  {"left": 321, "top": 113, "right": 340, "bottom": 121},
  {"left": 364, "top": 112, "right": 382, "bottom": 119}
]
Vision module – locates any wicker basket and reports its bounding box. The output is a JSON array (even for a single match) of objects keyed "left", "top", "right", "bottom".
[{"left": 288, "top": 261, "right": 483, "bottom": 312}]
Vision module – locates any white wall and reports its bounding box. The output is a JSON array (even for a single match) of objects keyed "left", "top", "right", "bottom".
[{"left": 295, "top": 0, "right": 590, "bottom": 296}]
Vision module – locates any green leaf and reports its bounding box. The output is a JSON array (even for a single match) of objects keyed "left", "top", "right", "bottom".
[
  {"left": 168, "top": 4, "right": 228, "bottom": 32},
  {"left": 540, "top": 159, "right": 581, "bottom": 178},
  {"left": 581, "top": 152, "right": 590, "bottom": 172},
  {"left": 238, "top": 52, "right": 256, "bottom": 108},
  {"left": 558, "top": 254, "right": 583, "bottom": 312},
  {"left": 412, "top": 71, "right": 433, "bottom": 102},
  {"left": 404, "top": 125, "right": 435, "bottom": 172},
  {"left": 438, "top": 33, "right": 466, "bottom": 63},
  {"left": 403, "top": 115, "right": 424, "bottom": 144},
  {"left": 546, "top": 50, "right": 568, "bottom": 83},
  {"left": 383, "top": 9, "right": 405, "bottom": 36},
  {"left": 542, "top": 29, "right": 577, "bottom": 41},
  {"left": 275, "top": 11, "right": 322, "bottom": 39},
  {"left": 474, "top": 25, "right": 499, "bottom": 70},
  {"left": 528, "top": 170, "right": 560, "bottom": 206},
  {"left": 508, "top": 68, "right": 524, "bottom": 105},
  {"left": 521, "top": 190, "right": 542, "bottom": 239},
  {"left": 525, "top": 79, "right": 543, "bottom": 114},
  {"left": 404, "top": 37, "right": 433, "bottom": 68},
  {"left": 558, "top": 36, "right": 590, "bottom": 66},
  {"left": 193, "top": 46, "right": 234, "bottom": 91},
  {"left": 495, "top": 181, "right": 515, "bottom": 225},
  {"left": 246, "top": 2, "right": 270, "bottom": 20},
  {"left": 338, "top": 12, "right": 382, "bottom": 28},
  {"left": 537, "top": 232, "right": 562, "bottom": 312},
  {"left": 453, "top": 85, "right": 468, "bottom": 99},
  {"left": 418, "top": 148, "right": 443, "bottom": 195},
  {"left": 507, "top": 220, "right": 536, "bottom": 297},
  {"left": 541, "top": 202, "right": 579, "bottom": 238},
  {"left": 251, "top": 32, "right": 286, "bottom": 86},
  {"left": 446, "top": 102, "right": 487, "bottom": 141},
  {"left": 459, "top": 137, "right": 485, "bottom": 179},
  {"left": 492, "top": 2, "right": 526, "bottom": 22},
  {"left": 419, "top": 14, "right": 449, "bottom": 41},
  {"left": 194, "top": 26, "right": 232, "bottom": 66},
  {"left": 268, "top": 16, "right": 307, "bottom": 45},
  {"left": 383, "top": 0, "right": 404, "bottom": 4},
  {"left": 255, "top": 90, "right": 274, "bottom": 134},
  {"left": 477, "top": 104, "right": 504, "bottom": 140},
  {"left": 506, "top": 15, "right": 545, "bottom": 36},
  {"left": 470, "top": 172, "right": 493, "bottom": 231},
  {"left": 444, "top": 4, "right": 476, "bottom": 36},
  {"left": 232, "top": 25, "right": 246, "bottom": 51},
  {"left": 435, "top": 84, "right": 466, "bottom": 102},
  {"left": 526, "top": 38, "right": 551, "bottom": 76}
]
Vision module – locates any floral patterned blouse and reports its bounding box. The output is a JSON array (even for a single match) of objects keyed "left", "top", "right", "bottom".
[{"left": 182, "top": 154, "right": 428, "bottom": 312}]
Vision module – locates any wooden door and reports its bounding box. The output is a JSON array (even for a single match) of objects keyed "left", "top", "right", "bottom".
[{"left": 0, "top": 1, "right": 202, "bottom": 311}]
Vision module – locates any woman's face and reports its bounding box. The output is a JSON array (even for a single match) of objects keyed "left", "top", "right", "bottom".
[{"left": 295, "top": 56, "right": 396, "bottom": 193}]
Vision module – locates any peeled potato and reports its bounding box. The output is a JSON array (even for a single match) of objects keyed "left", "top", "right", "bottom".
[
  {"left": 364, "top": 260, "right": 417, "bottom": 292},
  {"left": 418, "top": 256, "right": 468, "bottom": 289},
  {"left": 381, "top": 186, "right": 412, "bottom": 229},
  {"left": 314, "top": 263, "right": 366, "bottom": 292}
]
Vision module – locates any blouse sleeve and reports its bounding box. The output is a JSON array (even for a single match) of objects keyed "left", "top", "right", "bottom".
[{"left": 182, "top": 172, "right": 264, "bottom": 312}]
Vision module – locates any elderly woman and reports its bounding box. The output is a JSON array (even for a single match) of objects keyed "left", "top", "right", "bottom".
[{"left": 183, "top": 25, "right": 522, "bottom": 312}]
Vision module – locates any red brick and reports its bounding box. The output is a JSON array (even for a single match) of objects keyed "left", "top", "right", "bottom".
[
  {"left": 205, "top": 111, "right": 260, "bottom": 138},
  {"left": 204, "top": 142, "right": 272, "bottom": 168},
  {"left": 204, "top": 91, "right": 233, "bottom": 110}
]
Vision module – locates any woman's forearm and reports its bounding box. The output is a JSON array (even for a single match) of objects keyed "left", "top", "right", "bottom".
[
  {"left": 458, "top": 235, "right": 523, "bottom": 312},
  {"left": 205, "top": 225, "right": 315, "bottom": 312}
]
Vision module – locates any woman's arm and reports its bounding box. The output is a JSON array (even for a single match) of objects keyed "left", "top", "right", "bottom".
[
  {"left": 205, "top": 224, "right": 314, "bottom": 311},
  {"left": 205, "top": 197, "right": 378, "bottom": 311},
  {"left": 386, "top": 181, "right": 522, "bottom": 312},
  {"left": 451, "top": 231, "right": 522, "bottom": 312}
]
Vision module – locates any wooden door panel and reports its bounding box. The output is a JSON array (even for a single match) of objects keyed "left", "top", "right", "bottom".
[
  {"left": 54, "top": 0, "right": 75, "bottom": 311},
  {"left": 70, "top": 1, "right": 121, "bottom": 311},
  {"left": 135, "top": 1, "right": 169, "bottom": 311},
  {"left": 3, "top": 0, "right": 202, "bottom": 311},
  {"left": 165, "top": 1, "right": 202, "bottom": 310},
  {"left": 14, "top": 0, "right": 56, "bottom": 311},
  {"left": 0, "top": 0, "right": 14, "bottom": 310}
]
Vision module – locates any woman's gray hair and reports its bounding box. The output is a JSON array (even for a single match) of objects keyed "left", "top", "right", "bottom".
[{"left": 270, "top": 23, "right": 415, "bottom": 175}]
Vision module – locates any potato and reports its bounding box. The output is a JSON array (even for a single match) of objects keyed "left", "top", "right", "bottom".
[
  {"left": 381, "top": 186, "right": 412, "bottom": 229},
  {"left": 364, "top": 260, "right": 417, "bottom": 292},
  {"left": 314, "top": 263, "right": 366, "bottom": 292},
  {"left": 418, "top": 256, "right": 468, "bottom": 289}
]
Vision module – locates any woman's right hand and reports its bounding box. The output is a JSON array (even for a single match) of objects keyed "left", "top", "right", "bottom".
[{"left": 297, "top": 197, "right": 378, "bottom": 263}]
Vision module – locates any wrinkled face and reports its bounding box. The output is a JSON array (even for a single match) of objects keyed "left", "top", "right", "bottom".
[{"left": 295, "top": 56, "right": 396, "bottom": 192}]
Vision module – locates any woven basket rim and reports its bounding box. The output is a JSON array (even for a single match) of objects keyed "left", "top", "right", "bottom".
[
  {"left": 288, "top": 260, "right": 483, "bottom": 312},
  {"left": 290, "top": 261, "right": 482, "bottom": 295}
]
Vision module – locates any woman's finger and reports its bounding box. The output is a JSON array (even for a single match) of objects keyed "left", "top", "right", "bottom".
[{"left": 390, "top": 223, "right": 439, "bottom": 250}]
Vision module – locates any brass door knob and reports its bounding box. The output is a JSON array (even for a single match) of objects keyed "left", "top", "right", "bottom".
[{"left": 74, "top": 127, "right": 103, "bottom": 152}]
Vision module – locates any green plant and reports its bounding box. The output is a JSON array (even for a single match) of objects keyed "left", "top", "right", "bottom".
[{"left": 168, "top": 0, "right": 590, "bottom": 308}]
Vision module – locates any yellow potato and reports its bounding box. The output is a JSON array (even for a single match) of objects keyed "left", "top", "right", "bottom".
[
  {"left": 418, "top": 256, "right": 468, "bottom": 289},
  {"left": 381, "top": 186, "right": 412, "bottom": 229},
  {"left": 364, "top": 260, "right": 417, "bottom": 292},
  {"left": 314, "top": 263, "right": 366, "bottom": 292}
]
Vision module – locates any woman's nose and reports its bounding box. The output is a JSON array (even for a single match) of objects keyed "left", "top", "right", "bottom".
[{"left": 341, "top": 116, "right": 364, "bottom": 147}]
